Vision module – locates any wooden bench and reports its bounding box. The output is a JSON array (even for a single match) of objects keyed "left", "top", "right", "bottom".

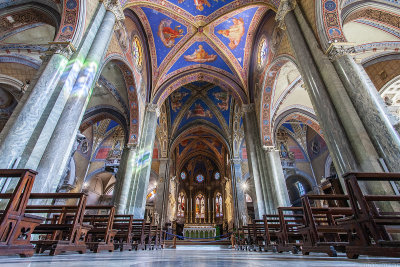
[
  {"left": 299, "top": 194, "right": 352, "bottom": 257},
  {"left": 83, "top": 205, "right": 117, "bottom": 253},
  {"left": 131, "top": 219, "right": 145, "bottom": 250},
  {"left": 262, "top": 214, "right": 281, "bottom": 252},
  {"left": 25, "top": 193, "right": 90, "bottom": 256},
  {"left": 343, "top": 172, "right": 400, "bottom": 259},
  {"left": 249, "top": 219, "right": 266, "bottom": 251},
  {"left": 276, "top": 207, "right": 304, "bottom": 254},
  {"left": 113, "top": 215, "right": 134, "bottom": 251},
  {"left": 144, "top": 222, "right": 161, "bottom": 250},
  {"left": 0, "top": 169, "right": 43, "bottom": 257}
]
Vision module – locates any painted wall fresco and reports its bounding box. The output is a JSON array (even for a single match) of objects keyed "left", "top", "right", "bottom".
[
  {"left": 170, "top": 0, "right": 235, "bottom": 17},
  {"left": 214, "top": 7, "right": 258, "bottom": 67},
  {"left": 178, "top": 99, "right": 222, "bottom": 130},
  {"left": 169, "top": 87, "right": 192, "bottom": 125},
  {"left": 141, "top": 7, "right": 187, "bottom": 67},
  {"left": 207, "top": 86, "right": 231, "bottom": 126},
  {"left": 167, "top": 42, "right": 233, "bottom": 74}
]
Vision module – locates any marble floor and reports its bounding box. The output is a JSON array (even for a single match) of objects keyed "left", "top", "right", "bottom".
[{"left": 1, "top": 246, "right": 400, "bottom": 267}]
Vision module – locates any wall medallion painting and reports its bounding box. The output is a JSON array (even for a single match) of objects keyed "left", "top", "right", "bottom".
[{"left": 215, "top": 7, "right": 259, "bottom": 67}]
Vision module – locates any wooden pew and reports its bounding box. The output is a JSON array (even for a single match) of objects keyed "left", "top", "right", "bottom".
[
  {"left": 263, "top": 214, "right": 281, "bottom": 252},
  {"left": 25, "top": 193, "right": 91, "bottom": 256},
  {"left": 343, "top": 172, "right": 400, "bottom": 259},
  {"left": 299, "top": 194, "right": 352, "bottom": 257},
  {"left": 131, "top": 219, "right": 145, "bottom": 250},
  {"left": 234, "top": 227, "right": 246, "bottom": 250},
  {"left": 250, "top": 219, "right": 266, "bottom": 251},
  {"left": 0, "top": 169, "right": 43, "bottom": 257},
  {"left": 113, "top": 215, "right": 133, "bottom": 251},
  {"left": 83, "top": 205, "right": 117, "bottom": 253},
  {"left": 144, "top": 222, "right": 161, "bottom": 250},
  {"left": 276, "top": 207, "right": 304, "bottom": 254}
]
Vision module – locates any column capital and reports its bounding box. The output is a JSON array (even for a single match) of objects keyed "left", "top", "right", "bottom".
[
  {"left": 230, "top": 158, "right": 241, "bottom": 165},
  {"left": 146, "top": 103, "right": 160, "bottom": 117},
  {"left": 102, "top": 0, "right": 125, "bottom": 21},
  {"left": 326, "top": 42, "right": 356, "bottom": 61},
  {"left": 262, "top": 146, "right": 277, "bottom": 152},
  {"left": 124, "top": 144, "right": 137, "bottom": 150},
  {"left": 276, "top": 0, "right": 297, "bottom": 30},
  {"left": 44, "top": 42, "right": 76, "bottom": 60},
  {"left": 242, "top": 103, "right": 255, "bottom": 113}
]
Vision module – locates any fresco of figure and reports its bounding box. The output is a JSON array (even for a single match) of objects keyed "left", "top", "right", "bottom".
[
  {"left": 184, "top": 45, "right": 217, "bottom": 63},
  {"left": 186, "top": 103, "right": 213, "bottom": 119},
  {"left": 217, "top": 17, "right": 245, "bottom": 49},
  {"left": 213, "top": 91, "right": 229, "bottom": 111},
  {"left": 158, "top": 19, "right": 184, "bottom": 48}
]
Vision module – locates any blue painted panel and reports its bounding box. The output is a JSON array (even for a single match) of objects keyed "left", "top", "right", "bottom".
[
  {"left": 214, "top": 7, "right": 258, "bottom": 67},
  {"left": 169, "top": 87, "right": 192, "bottom": 125},
  {"left": 168, "top": 0, "right": 235, "bottom": 17},
  {"left": 141, "top": 7, "right": 187, "bottom": 67},
  {"left": 207, "top": 86, "right": 231, "bottom": 126},
  {"left": 178, "top": 99, "right": 221, "bottom": 130}
]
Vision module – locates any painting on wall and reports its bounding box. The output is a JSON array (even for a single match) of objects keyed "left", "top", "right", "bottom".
[
  {"left": 207, "top": 86, "right": 231, "bottom": 126},
  {"left": 214, "top": 7, "right": 258, "bottom": 66},
  {"left": 173, "top": 0, "right": 235, "bottom": 16},
  {"left": 178, "top": 99, "right": 221, "bottom": 130},
  {"left": 169, "top": 87, "right": 191, "bottom": 125},
  {"left": 167, "top": 42, "right": 233, "bottom": 75},
  {"left": 184, "top": 45, "right": 217, "bottom": 63},
  {"left": 158, "top": 19, "right": 184, "bottom": 48},
  {"left": 141, "top": 7, "right": 187, "bottom": 67}
]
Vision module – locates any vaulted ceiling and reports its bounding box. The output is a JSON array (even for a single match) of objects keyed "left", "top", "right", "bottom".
[{"left": 126, "top": 1, "right": 271, "bottom": 97}]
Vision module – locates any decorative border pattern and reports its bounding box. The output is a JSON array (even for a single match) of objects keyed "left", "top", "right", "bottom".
[{"left": 55, "top": 0, "right": 80, "bottom": 42}]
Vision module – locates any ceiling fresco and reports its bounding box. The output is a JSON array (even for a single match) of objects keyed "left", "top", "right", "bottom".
[
  {"left": 127, "top": 2, "right": 269, "bottom": 97},
  {"left": 167, "top": 82, "right": 232, "bottom": 136}
]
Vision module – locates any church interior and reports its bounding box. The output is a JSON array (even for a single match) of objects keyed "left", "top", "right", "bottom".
[{"left": 0, "top": 0, "right": 400, "bottom": 265}]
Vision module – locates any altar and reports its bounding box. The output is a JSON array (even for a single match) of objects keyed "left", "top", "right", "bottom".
[{"left": 183, "top": 224, "right": 216, "bottom": 239}]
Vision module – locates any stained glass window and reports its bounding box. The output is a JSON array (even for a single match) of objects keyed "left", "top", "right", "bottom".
[
  {"left": 177, "top": 192, "right": 185, "bottom": 217},
  {"left": 195, "top": 194, "right": 205, "bottom": 218},
  {"left": 181, "top": 171, "right": 186, "bottom": 180},
  {"left": 216, "top": 193, "right": 223, "bottom": 217},
  {"left": 214, "top": 172, "right": 220, "bottom": 180},
  {"left": 296, "top": 182, "right": 306, "bottom": 196},
  {"left": 257, "top": 38, "right": 268, "bottom": 68},
  {"left": 196, "top": 174, "right": 204, "bottom": 183},
  {"left": 132, "top": 35, "right": 143, "bottom": 69}
]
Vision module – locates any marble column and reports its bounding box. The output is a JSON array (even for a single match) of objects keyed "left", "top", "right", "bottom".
[
  {"left": 0, "top": 43, "right": 74, "bottom": 169},
  {"left": 230, "top": 158, "right": 247, "bottom": 227},
  {"left": 328, "top": 43, "right": 400, "bottom": 173},
  {"left": 19, "top": 3, "right": 106, "bottom": 170},
  {"left": 34, "top": 6, "right": 121, "bottom": 193},
  {"left": 242, "top": 104, "right": 269, "bottom": 218},
  {"left": 277, "top": 1, "right": 359, "bottom": 176},
  {"left": 113, "top": 146, "right": 137, "bottom": 214},
  {"left": 286, "top": 2, "right": 383, "bottom": 174},
  {"left": 127, "top": 104, "right": 159, "bottom": 218},
  {"left": 263, "top": 149, "right": 290, "bottom": 207},
  {"left": 154, "top": 158, "right": 170, "bottom": 224}
]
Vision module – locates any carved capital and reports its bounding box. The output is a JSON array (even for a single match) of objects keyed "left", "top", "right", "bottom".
[
  {"left": 146, "top": 103, "right": 160, "bottom": 117},
  {"left": 326, "top": 42, "right": 356, "bottom": 61},
  {"left": 102, "top": 0, "right": 125, "bottom": 21},
  {"left": 44, "top": 42, "right": 76, "bottom": 60},
  {"left": 241, "top": 103, "right": 255, "bottom": 113},
  {"left": 263, "top": 146, "right": 277, "bottom": 152},
  {"left": 230, "top": 158, "right": 241, "bottom": 165},
  {"left": 276, "top": 0, "right": 297, "bottom": 30}
]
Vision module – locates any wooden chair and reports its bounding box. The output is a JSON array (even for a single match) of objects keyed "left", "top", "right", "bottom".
[
  {"left": 113, "top": 215, "right": 133, "bottom": 251},
  {"left": 299, "top": 194, "right": 352, "bottom": 257},
  {"left": 26, "top": 193, "right": 91, "bottom": 256},
  {"left": 83, "top": 205, "right": 117, "bottom": 253},
  {"left": 276, "top": 207, "right": 304, "bottom": 254},
  {"left": 343, "top": 172, "right": 400, "bottom": 259},
  {"left": 263, "top": 214, "right": 281, "bottom": 252},
  {"left": 0, "top": 169, "right": 43, "bottom": 257},
  {"left": 131, "top": 219, "right": 145, "bottom": 250}
]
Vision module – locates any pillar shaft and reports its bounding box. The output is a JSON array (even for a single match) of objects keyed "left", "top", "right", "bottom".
[
  {"left": 113, "top": 146, "right": 137, "bottom": 214},
  {"left": 291, "top": 5, "right": 383, "bottom": 173},
  {"left": 0, "top": 44, "right": 73, "bottom": 169},
  {"left": 19, "top": 3, "right": 106, "bottom": 170},
  {"left": 154, "top": 158, "right": 170, "bottom": 224},
  {"left": 330, "top": 49, "right": 400, "bottom": 172},
  {"left": 230, "top": 158, "right": 247, "bottom": 227},
  {"left": 127, "top": 105, "right": 158, "bottom": 218},
  {"left": 34, "top": 10, "right": 117, "bottom": 193},
  {"left": 282, "top": 6, "right": 359, "bottom": 176}
]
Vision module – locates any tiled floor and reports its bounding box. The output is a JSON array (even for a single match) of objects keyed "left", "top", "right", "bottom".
[{"left": 1, "top": 246, "right": 400, "bottom": 266}]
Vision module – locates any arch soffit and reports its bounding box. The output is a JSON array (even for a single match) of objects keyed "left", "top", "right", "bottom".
[
  {"left": 178, "top": 151, "right": 223, "bottom": 177},
  {"left": 152, "top": 69, "right": 248, "bottom": 108},
  {"left": 98, "top": 56, "right": 140, "bottom": 146}
]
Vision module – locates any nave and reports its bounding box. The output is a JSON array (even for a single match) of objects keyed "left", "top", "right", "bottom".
[{"left": 1, "top": 247, "right": 399, "bottom": 267}]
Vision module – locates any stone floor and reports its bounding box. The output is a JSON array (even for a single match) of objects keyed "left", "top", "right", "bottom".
[{"left": 1, "top": 246, "right": 400, "bottom": 266}]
